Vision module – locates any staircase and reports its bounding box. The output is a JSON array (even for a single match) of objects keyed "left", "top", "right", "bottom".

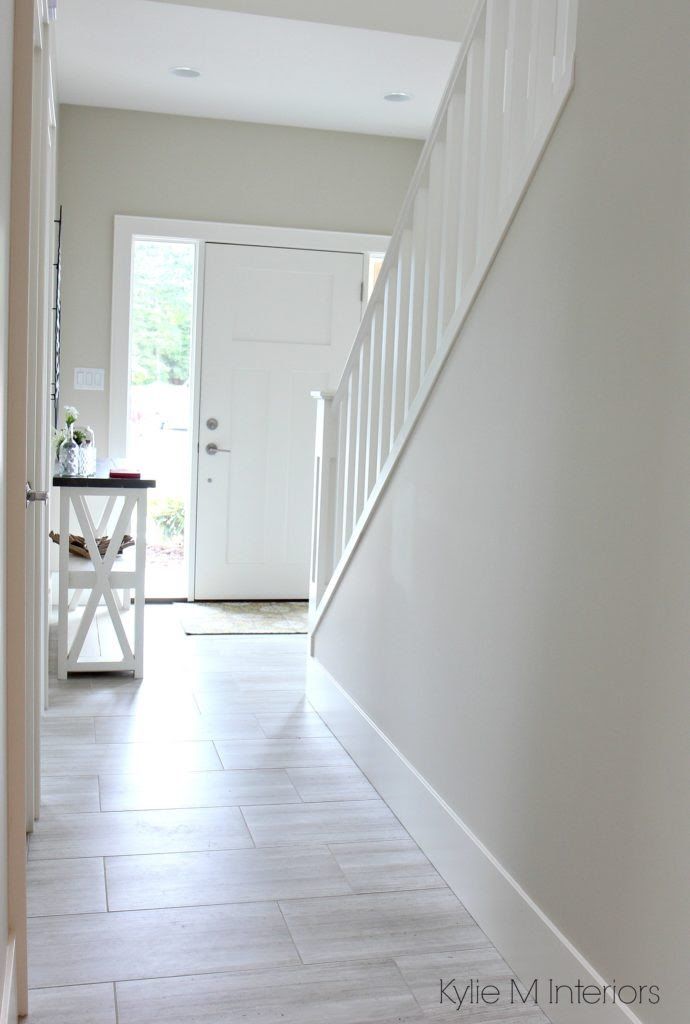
[{"left": 310, "top": 0, "right": 578, "bottom": 626}]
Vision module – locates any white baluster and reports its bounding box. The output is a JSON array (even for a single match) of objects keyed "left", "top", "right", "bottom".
[
  {"left": 390, "top": 228, "right": 413, "bottom": 441},
  {"left": 524, "top": 0, "right": 542, "bottom": 147},
  {"left": 476, "top": 0, "right": 509, "bottom": 252},
  {"left": 341, "top": 360, "right": 359, "bottom": 546},
  {"left": 377, "top": 270, "right": 398, "bottom": 473},
  {"left": 437, "top": 92, "right": 465, "bottom": 335},
  {"left": 332, "top": 396, "right": 347, "bottom": 563},
  {"left": 353, "top": 334, "right": 371, "bottom": 522},
  {"left": 501, "top": 0, "right": 533, "bottom": 199},
  {"left": 309, "top": 391, "right": 336, "bottom": 614},
  {"left": 404, "top": 187, "right": 428, "bottom": 416},
  {"left": 456, "top": 33, "right": 486, "bottom": 299},
  {"left": 564, "top": 0, "right": 579, "bottom": 79},
  {"left": 533, "top": 0, "right": 558, "bottom": 130},
  {"left": 554, "top": 0, "right": 576, "bottom": 84},
  {"left": 363, "top": 303, "right": 382, "bottom": 498},
  {"left": 420, "top": 140, "right": 446, "bottom": 375}
]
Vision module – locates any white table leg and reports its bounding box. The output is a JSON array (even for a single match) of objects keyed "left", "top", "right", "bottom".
[
  {"left": 57, "top": 488, "right": 70, "bottom": 679},
  {"left": 134, "top": 490, "right": 147, "bottom": 678}
]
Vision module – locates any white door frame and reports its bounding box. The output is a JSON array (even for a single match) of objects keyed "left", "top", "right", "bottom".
[
  {"left": 110, "top": 215, "right": 389, "bottom": 600},
  {"left": 6, "top": 0, "right": 56, "bottom": 1013},
  {"left": 28, "top": 11, "right": 57, "bottom": 816}
]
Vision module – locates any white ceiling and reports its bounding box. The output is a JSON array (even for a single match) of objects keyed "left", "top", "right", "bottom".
[{"left": 55, "top": 0, "right": 464, "bottom": 139}]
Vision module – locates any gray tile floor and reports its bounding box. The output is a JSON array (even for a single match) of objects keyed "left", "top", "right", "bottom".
[{"left": 28, "top": 607, "right": 549, "bottom": 1023}]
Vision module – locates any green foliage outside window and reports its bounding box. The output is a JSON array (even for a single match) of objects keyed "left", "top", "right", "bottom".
[
  {"left": 130, "top": 241, "right": 195, "bottom": 386},
  {"left": 151, "top": 497, "right": 186, "bottom": 539}
]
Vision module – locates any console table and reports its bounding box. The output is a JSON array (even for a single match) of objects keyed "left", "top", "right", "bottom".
[{"left": 53, "top": 474, "right": 156, "bottom": 678}]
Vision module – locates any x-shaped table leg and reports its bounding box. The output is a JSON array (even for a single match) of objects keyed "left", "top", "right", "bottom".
[{"left": 67, "top": 492, "right": 137, "bottom": 669}]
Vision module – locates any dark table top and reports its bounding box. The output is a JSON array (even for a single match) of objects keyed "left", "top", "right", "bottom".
[{"left": 53, "top": 475, "right": 156, "bottom": 489}]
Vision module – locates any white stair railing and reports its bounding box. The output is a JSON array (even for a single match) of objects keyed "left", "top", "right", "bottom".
[{"left": 310, "top": 0, "right": 578, "bottom": 625}]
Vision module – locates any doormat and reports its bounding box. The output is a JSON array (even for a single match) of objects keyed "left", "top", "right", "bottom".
[{"left": 175, "top": 601, "right": 309, "bottom": 635}]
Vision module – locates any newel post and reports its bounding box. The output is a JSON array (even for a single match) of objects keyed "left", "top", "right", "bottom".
[{"left": 309, "top": 390, "right": 337, "bottom": 625}]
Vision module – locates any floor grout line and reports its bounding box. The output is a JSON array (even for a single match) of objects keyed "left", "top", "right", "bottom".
[
  {"left": 30, "top": 834, "right": 437, "bottom": 862},
  {"left": 210, "top": 737, "right": 223, "bottom": 770},
  {"left": 32, "top": 943, "right": 501, "bottom": 994},
  {"left": 102, "top": 856, "right": 110, "bottom": 912},
  {"left": 236, "top": 804, "right": 257, "bottom": 848},
  {"left": 390, "top": 955, "right": 426, "bottom": 1014},
  {"left": 275, "top": 899, "right": 305, "bottom": 967},
  {"left": 29, "top": 849, "right": 436, "bottom": 869},
  {"left": 28, "top": 881, "right": 458, "bottom": 919}
]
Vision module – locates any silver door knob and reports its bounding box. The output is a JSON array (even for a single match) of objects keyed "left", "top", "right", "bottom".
[
  {"left": 206, "top": 417, "right": 218, "bottom": 430},
  {"left": 26, "top": 483, "right": 49, "bottom": 506},
  {"left": 205, "top": 442, "right": 231, "bottom": 455}
]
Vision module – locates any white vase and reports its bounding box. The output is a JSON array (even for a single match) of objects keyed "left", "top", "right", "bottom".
[
  {"left": 79, "top": 444, "right": 97, "bottom": 476},
  {"left": 59, "top": 425, "right": 79, "bottom": 476}
]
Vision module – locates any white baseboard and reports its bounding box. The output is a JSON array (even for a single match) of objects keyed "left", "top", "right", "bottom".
[
  {"left": 0, "top": 936, "right": 17, "bottom": 1024},
  {"left": 307, "top": 656, "right": 645, "bottom": 1024}
]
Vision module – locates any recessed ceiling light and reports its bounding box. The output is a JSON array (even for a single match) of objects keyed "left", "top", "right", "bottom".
[
  {"left": 170, "top": 66, "right": 201, "bottom": 78},
  {"left": 384, "top": 91, "right": 412, "bottom": 103}
]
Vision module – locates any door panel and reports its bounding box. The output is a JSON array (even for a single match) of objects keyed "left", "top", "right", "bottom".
[{"left": 194, "top": 243, "right": 363, "bottom": 599}]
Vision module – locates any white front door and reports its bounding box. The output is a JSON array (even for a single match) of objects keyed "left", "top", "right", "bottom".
[{"left": 194, "top": 242, "right": 363, "bottom": 599}]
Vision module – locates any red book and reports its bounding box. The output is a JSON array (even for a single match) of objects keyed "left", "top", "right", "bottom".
[{"left": 109, "top": 470, "right": 141, "bottom": 479}]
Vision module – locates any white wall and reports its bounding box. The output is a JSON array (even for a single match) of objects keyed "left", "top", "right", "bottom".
[
  {"left": 56, "top": 105, "right": 422, "bottom": 453},
  {"left": 0, "top": 0, "right": 13, "bottom": 1012},
  {"left": 312, "top": 2, "right": 690, "bottom": 1021}
]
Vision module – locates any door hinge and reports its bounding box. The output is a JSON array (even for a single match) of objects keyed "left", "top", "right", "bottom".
[{"left": 360, "top": 280, "right": 365, "bottom": 302}]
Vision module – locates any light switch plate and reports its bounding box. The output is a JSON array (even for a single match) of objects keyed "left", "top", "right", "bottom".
[{"left": 74, "top": 367, "right": 105, "bottom": 391}]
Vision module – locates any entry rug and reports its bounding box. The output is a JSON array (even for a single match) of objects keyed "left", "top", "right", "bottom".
[{"left": 175, "top": 600, "right": 308, "bottom": 635}]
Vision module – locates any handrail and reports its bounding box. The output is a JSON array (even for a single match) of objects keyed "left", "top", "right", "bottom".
[{"left": 310, "top": 0, "right": 578, "bottom": 625}]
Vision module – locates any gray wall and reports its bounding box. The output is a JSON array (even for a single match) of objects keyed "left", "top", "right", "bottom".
[
  {"left": 313, "top": 1, "right": 690, "bottom": 1020},
  {"left": 57, "top": 105, "right": 422, "bottom": 452}
]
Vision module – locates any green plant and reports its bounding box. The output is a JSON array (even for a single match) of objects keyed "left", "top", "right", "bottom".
[
  {"left": 52, "top": 427, "right": 67, "bottom": 457},
  {"left": 151, "top": 498, "right": 185, "bottom": 539},
  {"left": 53, "top": 413, "right": 91, "bottom": 458}
]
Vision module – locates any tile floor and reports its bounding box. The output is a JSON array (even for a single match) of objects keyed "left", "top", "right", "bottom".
[{"left": 28, "top": 607, "right": 549, "bottom": 1023}]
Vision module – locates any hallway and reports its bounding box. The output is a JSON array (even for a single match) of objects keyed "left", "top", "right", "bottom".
[{"left": 27, "top": 608, "right": 546, "bottom": 1023}]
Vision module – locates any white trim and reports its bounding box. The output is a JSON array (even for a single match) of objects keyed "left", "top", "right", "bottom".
[
  {"left": 310, "top": 61, "right": 576, "bottom": 637},
  {"left": 108, "top": 218, "right": 134, "bottom": 459},
  {"left": 186, "top": 241, "right": 205, "bottom": 601},
  {"left": 112, "top": 214, "right": 390, "bottom": 257},
  {"left": 109, "top": 215, "right": 390, "bottom": 599},
  {"left": 0, "top": 936, "right": 17, "bottom": 1024},
  {"left": 307, "top": 656, "right": 646, "bottom": 1024}
]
